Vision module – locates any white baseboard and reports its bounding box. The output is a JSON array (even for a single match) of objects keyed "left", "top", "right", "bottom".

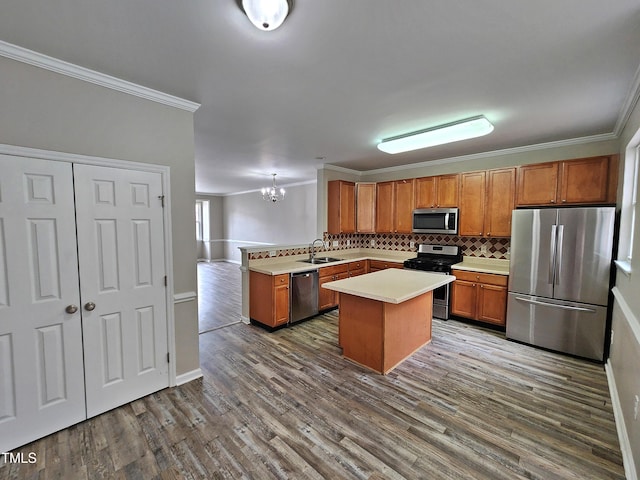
[
  {"left": 241, "top": 315, "right": 250, "bottom": 324},
  {"left": 606, "top": 360, "right": 638, "bottom": 480},
  {"left": 176, "top": 368, "right": 203, "bottom": 386}
]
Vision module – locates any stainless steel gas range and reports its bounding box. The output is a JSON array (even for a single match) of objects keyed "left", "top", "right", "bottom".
[{"left": 403, "top": 244, "right": 462, "bottom": 319}]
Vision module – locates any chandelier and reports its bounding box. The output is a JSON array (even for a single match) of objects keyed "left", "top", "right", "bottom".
[{"left": 261, "top": 174, "right": 285, "bottom": 202}]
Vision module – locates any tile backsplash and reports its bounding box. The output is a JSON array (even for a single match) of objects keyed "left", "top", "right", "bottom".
[
  {"left": 326, "top": 233, "right": 510, "bottom": 258},
  {"left": 248, "top": 233, "right": 510, "bottom": 260}
]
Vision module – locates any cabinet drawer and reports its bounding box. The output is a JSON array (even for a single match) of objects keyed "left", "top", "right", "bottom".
[
  {"left": 319, "top": 263, "right": 348, "bottom": 277},
  {"left": 348, "top": 260, "right": 367, "bottom": 271},
  {"left": 369, "top": 260, "right": 403, "bottom": 270},
  {"left": 274, "top": 273, "right": 289, "bottom": 286},
  {"left": 452, "top": 269, "right": 507, "bottom": 286}
]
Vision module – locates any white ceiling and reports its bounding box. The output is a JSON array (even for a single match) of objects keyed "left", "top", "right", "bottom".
[{"left": 1, "top": 0, "right": 639, "bottom": 194}]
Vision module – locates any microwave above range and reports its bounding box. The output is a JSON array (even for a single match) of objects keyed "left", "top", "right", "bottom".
[{"left": 412, "top": 208, "right": 458, "bottom": 235}]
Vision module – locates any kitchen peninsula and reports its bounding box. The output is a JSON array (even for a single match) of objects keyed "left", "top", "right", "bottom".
[{"left": 323, "top": 269, "right": 455, "bottom": 374}]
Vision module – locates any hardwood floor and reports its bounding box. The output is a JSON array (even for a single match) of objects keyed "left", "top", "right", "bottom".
[
  {"left": 198, "top": 261, "right": 242, "bottom": 333},
  {"left": 1, "top": 311, "right": 625, "bottom": 479}
]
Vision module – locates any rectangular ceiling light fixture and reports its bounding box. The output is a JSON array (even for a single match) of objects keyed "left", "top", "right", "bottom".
[{"left": 377, "top": 115, "right": 494, "bottom": 154}]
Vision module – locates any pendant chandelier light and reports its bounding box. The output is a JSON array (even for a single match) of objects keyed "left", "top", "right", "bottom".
[
  {"left": 239, "top": 0, "right": 292, "bottom": 31},
  {"left": 262, "top": 174, "right": 286, "bottom": 202}
]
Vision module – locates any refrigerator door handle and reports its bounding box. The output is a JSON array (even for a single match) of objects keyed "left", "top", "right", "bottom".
[
  {"left": 549, "top": 225, "right": 557, "bottom": 284},
  {"left": 514, "top": 296, "right": 597, "bottom": 313},
  {"left": 555, "top": 225, "right": 564, "bottom": 286}
]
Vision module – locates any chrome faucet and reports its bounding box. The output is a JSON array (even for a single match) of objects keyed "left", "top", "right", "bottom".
[{"left": 310, "top": 238, "right": 325, "bottom": 259}]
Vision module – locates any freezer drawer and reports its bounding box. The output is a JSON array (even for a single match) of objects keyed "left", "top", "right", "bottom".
[{"left": 506, "top": 293, "right": 607, "bottom": 361}]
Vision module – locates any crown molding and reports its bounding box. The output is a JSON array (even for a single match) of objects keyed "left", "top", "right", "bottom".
[
  {"left": 614, "top": 62, "right": 640, "bottom": 137},
  {"left": 0, "top": 40, "right": 200, "bottom": 112},
  {"left": 221, "top": 179, "right": 317, "bottom": 197},
  {"left": 343, "top": 132, "right": 618, "bottom": 177},
  {"left": 321, "top": 163, "right": 363, "bottom": 176}
]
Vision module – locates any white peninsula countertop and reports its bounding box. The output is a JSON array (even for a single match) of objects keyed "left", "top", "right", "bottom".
[{"left": 323, "top": 269, "right": 455, "bottom": 304}]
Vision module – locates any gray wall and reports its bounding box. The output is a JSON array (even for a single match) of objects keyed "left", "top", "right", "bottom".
[
  {"left": 610, "top": 93, "right": 640, "bottom": 477},
  {"left": 221, "top": 182, "right": 317, "bottom": 263},
  {"left": 0, "top": 56, "right": 200, "bottom": 377}
]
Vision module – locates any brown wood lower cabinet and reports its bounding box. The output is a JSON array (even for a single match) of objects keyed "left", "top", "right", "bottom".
[
  {"left": 369, "top": 259, "right": 404, "bottom": 272},
  {"left": 318, "top": 264, "right": 349, "bottom": 311},
  {"left": 450, "top": 269, "right": 508, "bottom": 326},
  {"left": 348, "top": 260, "right": 368, "bottom": 277},
  {"left": 250, "top": 271, "right": 290, "bottom": 328}
]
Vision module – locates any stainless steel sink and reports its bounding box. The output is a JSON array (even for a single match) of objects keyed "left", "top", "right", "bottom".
[{"left": 298, "top": 257, "right": 343, "bottom": 264}]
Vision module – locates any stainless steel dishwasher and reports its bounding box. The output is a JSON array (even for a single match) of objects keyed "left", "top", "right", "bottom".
[{"left": 290, "top": 270, "right": 319, "bottom": 323}]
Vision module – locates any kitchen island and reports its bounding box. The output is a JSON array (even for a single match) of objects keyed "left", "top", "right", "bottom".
[{"left": 323, "top": 269, "right": 455, "bottom": 374}]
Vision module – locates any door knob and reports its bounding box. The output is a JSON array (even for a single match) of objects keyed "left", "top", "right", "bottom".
[
  {"left": 84, "top": 301, "right": 96, "bottom": 311},
  {"left": 65, "top": 304, "right": 78, "bottom": 314}
]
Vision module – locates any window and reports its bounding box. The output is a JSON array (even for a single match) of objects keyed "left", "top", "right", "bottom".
[
  {"left": 195, "top": 200, "right": 203, "bottom": 241},
  {"left": 617, "top": 142, "right": 640, "bottom": 274},
  {"left": 628, "top": 147, "right": 638, "bottom": 260}
]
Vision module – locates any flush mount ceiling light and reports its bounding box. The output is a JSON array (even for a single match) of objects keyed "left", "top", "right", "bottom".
[
  {"left": 377, "top": 115, "right": 494, "bottom": 154},
  {"left": 239, "top": 0, "right": 292, "bottom": 31},
  {"left": 261, "top": 174, "right": 286, "bottom": 202}
]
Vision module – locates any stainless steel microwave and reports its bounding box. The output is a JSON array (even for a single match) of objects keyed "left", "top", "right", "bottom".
[{"left": 412, "top": 208, "right": 458, "bottom": 234}]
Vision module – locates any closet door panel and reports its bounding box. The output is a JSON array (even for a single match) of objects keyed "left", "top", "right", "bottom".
[
  {"left": 74, "top": 164, "right": 169, "bottom": 418},
  {"left": 0, "top": 155, "right": 85, "bottom": 453}
]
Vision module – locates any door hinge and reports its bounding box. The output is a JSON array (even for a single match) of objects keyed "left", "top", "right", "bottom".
[
  {"left": 164, "top": 275, "right": 167, "bottom": 287},
  {"left": 158, "top": 195, "right": 165, "bottom": 207},
  {"left": 167, "top": 352, "right": 170, "bottom": 363}
]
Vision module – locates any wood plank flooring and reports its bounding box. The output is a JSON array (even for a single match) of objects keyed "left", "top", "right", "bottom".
[
  {"left": 1, "top": 311, "right": 625, "bottom": 479},
  {"left": 197, "top": 261, "right": 242, "bottom": 333}
]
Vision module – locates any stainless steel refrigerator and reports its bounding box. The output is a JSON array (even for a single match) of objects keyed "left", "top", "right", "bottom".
[{"left": 506, "top": 207, "right": 615, "bottom": 361}]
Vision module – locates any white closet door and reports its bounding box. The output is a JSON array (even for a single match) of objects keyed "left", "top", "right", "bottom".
[
  {"left": 73, "top": 164, "right": 169, "bottom": 417},
  {"left": 0, "top": 155, "right": 85, "bottom": 452}
]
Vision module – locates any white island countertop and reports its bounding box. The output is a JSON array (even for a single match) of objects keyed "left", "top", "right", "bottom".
[{"left": 323, "top": 269, "right": 455, "bottom": 304}]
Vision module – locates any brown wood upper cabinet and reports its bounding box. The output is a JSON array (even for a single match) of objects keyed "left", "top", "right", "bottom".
[
  {"left": 356, "top": 182, "right": 376, "bottom": 233},
  {"left": 375, "top": 179, "right": 415, "bottom": 233},
  {"left": 516, "top": 155, "right": 617, "bottom": 206},
  {"left": 459, "top": 168, "right": 515, "bottom": 237},
  {"left": 327, "top": 180, "right": 355, "bottom": 234},
  {"left": 415, "top": 174, "right": 459, "bottom": 208}
]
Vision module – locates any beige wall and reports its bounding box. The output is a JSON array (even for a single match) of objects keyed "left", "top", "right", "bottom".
[
  {"left": 0, "top": 56, "right": 199, "bottom": 376},
  {"left": 610, "top": 92, "right": 640, "bottom": 477}
]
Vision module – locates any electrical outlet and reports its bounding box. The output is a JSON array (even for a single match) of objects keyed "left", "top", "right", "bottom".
[
  {"left": 371, "top": 239, "right": 376, "bottom": 247},
  {"left": 410, "top": 241, "right": 415, "bottom": 248},
  {"left": 332, "top": 240, "right": 338, "bottom": 247},
  {"left": 347, "top": 239, "right": 351, "bottom": 246},
  {"left": 634, "top": 395, "right": 639, "bottom": 421},
  {"left": 269, "top": 250, "right": 277, "bottom": 257},
  {"left": 480, "top": 244, "right": 488, "bottom": 254}
]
